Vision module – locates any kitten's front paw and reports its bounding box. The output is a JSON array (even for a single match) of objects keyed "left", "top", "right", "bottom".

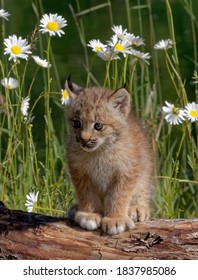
[
  {"left": 102, "top": 217, "right": 135, "bottom": 235},
  {"left": 128, "top": 205, "right": 150, "bottom": 222},
  {"left": 75, "top": 211, "right": 102, "bottom": 231}
]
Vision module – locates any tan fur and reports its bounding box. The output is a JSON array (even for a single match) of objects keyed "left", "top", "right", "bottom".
[{"left": 66, "top": 82, "right": 155, "bottom": 235}]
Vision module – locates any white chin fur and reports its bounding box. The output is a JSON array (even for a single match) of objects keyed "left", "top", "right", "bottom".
[{"left": 81, "top": 146, "right": 98, "bottom": 152}]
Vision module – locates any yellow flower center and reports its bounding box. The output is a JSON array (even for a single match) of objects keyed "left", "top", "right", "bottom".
[
  {"left": 11, "top": 45, "right": 21, "bottom": 55},
  {"left": 190, "top": 109, "right": 198, "bottom": 118},
  {"left": 95, "top": 46, "right": 102, "bottom": 52},
  {"left": 63, "top": 90, "right": 69, "bottom": 99},
  {"left": 47, "top": 21, "right": 59, "bottom": 31},
  {"left": 115, "top": 43, "right": 124, "bottom": 51}
]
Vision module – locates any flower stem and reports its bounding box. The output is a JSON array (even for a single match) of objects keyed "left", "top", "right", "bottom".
[
  {"left": 35, "top": 206, "right": 65, "bottom": 215},
  {"left": 104, "top": 60, "right": 111, "bottom": 88},
  {"left": 45, "top": 36, "right": 53, "bottom": 211},
  {"left": 165, "top": 51, "right": 187, "bottom": 105}
]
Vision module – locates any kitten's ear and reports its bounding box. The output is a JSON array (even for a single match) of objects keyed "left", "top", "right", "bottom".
[
  {"left": 109, "top": 87, "right": 131, "bottom": 117},
  {"left": 65, "top": 76, "right": 83, "bottom": 99}
]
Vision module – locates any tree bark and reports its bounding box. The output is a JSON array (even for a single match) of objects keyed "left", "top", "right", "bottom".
[{"left": 0, "top": 201, "right": 198, "bottom": 260}]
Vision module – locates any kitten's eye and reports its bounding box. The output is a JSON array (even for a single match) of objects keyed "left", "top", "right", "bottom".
[
  {"left": 94, "top": 122, "right": 103, "bottom": 131},
  {"left": 73, "top": 120, "right": 81, "bottom": 129}
]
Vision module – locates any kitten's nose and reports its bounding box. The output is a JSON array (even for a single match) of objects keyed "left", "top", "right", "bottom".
[{"left": 80, "top": 131, "right": 92, "bottom": 143}]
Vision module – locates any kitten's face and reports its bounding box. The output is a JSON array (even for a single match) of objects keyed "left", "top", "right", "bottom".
[
  {"left": 70, "top": 116, "right": 108, "bottom": 152},
  {"left": 67, "top": 85, "right": 130, "bottom": 153}
]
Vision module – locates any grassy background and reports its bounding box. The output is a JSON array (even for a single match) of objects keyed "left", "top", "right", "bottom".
[{"left": 0, "top": 0, "right": 198, "bottom": 218}]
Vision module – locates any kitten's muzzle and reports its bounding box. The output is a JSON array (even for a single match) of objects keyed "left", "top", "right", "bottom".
[{"left": 76, "top": 136, "right": 97, "bottom": 149}]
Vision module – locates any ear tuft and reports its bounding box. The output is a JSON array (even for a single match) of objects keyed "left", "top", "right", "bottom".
[
  {"left": 67, "top": 74, "right": 73, "bottom": 91},
  {"left": 109, "top": 88, "right": 131, "bottom": 117},
  {"left": 65, "top": 76, "right": 83, "bottom": 99}
]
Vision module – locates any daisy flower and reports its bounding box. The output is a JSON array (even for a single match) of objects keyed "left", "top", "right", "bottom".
[
  {"left": 21, "top": 96, "right": 30, "bottom": 116},
  {"left": 0, "top": 9, "right": 10, "bottom": 20},
  {"left": 25, "top": 191, "right": 39, "bottom": 213},
  {"left": 128, "top": 34, "right": 145, "bottom": 46},
  {"left": 154, "top": 39, "right": 174, "bottom": 50},
  {"left": 1, "top": 77, "right": 18, "bottom": 89},
  {"left": 184, "top": 102, "right": 198, "bottom": 122},
  {"left": 4, "top": 35, "right": 32, "bottom": 62},
  {"left": 111, "top": 25, "right": 129, "bottom": 41},
  {"left": 96, "top": 47, "right": 120, "bottom": 61},
  {"left": 108, "top": 34, "right": 132, "bottom": 57},
  {"left": 131, "top": 49, "right": 151, "bottom": 65},
  {"left": 32, "top": 55, "right": 51, "bottom": 68},
  {"left": 87, "top": 39, "right": 107, "bottom": 53},
  {"left": 39, "top": 13, "right": 67, "bottom": 37},
  {"left": 162, "top": 101, "right": 185, "bottom": 125},
  {"left": 61, "top": 89, "right": 70, "bottom": 105}
]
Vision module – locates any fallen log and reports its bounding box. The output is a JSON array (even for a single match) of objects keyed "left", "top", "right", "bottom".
[{"left": 0, "top": 201, "right": 198, "bottom": 260}]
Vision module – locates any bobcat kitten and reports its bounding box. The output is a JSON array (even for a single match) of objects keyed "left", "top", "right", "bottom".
[{"left": 65, "top": 79, "right": 154, "bottom": 235}]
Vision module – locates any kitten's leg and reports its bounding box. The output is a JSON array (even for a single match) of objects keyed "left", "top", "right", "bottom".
[
  {"left": 102, "top": 183, "right": 135, "bottom": 235},
  {"left": 128, "top": 176, "right": 152, "bottom": 222},
  {"left": 72, "top": 184, "right": 103, "bottom": 231},
  {"left": 67, "top": 168, "right": 103, "bottom": 231}
]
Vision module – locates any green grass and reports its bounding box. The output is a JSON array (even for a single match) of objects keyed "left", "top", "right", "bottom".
[{"left": 0, "top": 0, "right": 198, "bottom": 218}]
